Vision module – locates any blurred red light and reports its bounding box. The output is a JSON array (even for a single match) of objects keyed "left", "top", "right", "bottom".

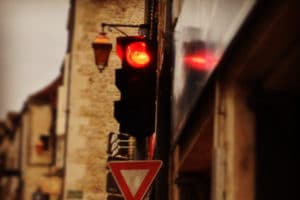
[
  {"left": 126, "top": 42, "right": 151, "bottom": 68},
  {"left": 184, "top": 51, "right": 218, "bottom": 71},
  {"left": 116, "top": 43, "right": 123, "bottom": 59}
]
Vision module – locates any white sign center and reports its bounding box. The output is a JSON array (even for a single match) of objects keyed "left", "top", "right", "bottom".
[{"left": 120, "top": 169, "right": 149, "bottom": 197}]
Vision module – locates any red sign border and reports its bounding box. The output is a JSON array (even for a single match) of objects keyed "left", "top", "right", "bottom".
[{"left": 108, "top": 160, "right": 162, "bottom": 200}]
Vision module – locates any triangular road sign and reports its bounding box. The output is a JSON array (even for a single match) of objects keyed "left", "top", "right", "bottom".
[{"left": 108, "top": 160, "right": 162, "bottom": 200}]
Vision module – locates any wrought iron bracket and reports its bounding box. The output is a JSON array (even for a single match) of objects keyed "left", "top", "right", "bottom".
[{"left": 101, "top": 23, "right": 149, "bottom": 36}]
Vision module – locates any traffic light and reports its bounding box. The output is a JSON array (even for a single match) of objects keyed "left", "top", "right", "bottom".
[{"left": 114, "top": 36, "right": 156, "bottom": 137}]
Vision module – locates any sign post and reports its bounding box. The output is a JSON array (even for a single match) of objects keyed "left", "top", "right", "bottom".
[{"left": 108, "top": 160, "right": 162, "bottom": 200}]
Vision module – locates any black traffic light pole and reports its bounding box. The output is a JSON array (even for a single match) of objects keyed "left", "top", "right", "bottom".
[{"left": 135, "top": 137, "right": 147, "bottom": 160}]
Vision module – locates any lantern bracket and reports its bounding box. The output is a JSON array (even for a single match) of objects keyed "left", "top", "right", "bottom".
[{"left": 101, "top": 23, "right": 149, "bottom": 36}]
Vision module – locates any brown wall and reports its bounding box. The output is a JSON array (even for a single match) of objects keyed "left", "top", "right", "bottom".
[
  {"left": 21, "top": 104, "right": 53, "bottom": 200},
  {"left": 63, "top": 0, "right": 145, "bottom": 199}
]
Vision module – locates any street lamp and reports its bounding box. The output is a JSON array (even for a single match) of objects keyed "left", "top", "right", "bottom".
[
  {"left": 91, "top": 23, "right": 149, "bottom": 72},
  {"left": 91, "top": 32, "right": 112, "bottom": 72}
]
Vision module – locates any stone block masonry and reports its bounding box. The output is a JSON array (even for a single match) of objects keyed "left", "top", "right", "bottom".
[{"left": 63, "top": 0, "right": 145, "bottom": 199}]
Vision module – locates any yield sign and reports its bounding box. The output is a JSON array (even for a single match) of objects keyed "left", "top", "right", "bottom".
[{"left": 108, "top": 160, "right": 162, "bottom": 200}]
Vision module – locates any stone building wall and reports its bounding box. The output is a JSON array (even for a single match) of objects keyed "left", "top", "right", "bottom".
[
  {"left": 7, "top": 127, "right": 21, "bottom": 170},
  {"left": 55, "top": 55, "right": 70, "bottom": 169},
  {"left": 63, "top": 0, "right": 145, "bottom": 199},
  {"left": 22, "top": 104, "right": 53, "bottom": 200},
  {"left": 3, "top": 126, "right": 21, "bottom": 199},
  {"left": 20, "top": 111, "right": 30, "bottom": 199}
]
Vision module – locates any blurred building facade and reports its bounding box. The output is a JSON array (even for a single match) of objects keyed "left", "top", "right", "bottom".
[
  {"left": 1, "top": 0, "right": 144, "bottom": 199},
  {"left": 1, "top": 1, "right": 300, "bottom": 200},
  {"left": 62, "top": 0, "right": 144, "bottom": 199}
]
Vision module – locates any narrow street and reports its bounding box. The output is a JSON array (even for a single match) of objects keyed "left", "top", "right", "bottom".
[{"left": 1, "top": 0, "right": 300, "bottom": 200}]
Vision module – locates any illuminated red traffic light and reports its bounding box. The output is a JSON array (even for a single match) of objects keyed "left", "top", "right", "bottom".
[
  {"left": 126, "top": 42, "right": 151, "bottom": 68},
  {"left": 115, "top": 36, "right": 156, "bottom": 137},
  {"left": 116, "top": 36, "right": 153, "bottom": 69},
  {"left": 116, "top": 43, "right": 124, "bottom": 60},
  {"left": 184, "top": 50, "right": 218, "bottom": 72}
]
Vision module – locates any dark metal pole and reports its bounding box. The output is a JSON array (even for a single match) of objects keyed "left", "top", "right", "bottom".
[
  {"left": 134, "top": 137, "right": 147, "bottom": 160},
  {"left": 154, "top": 0, "right": 173, "bottom": 199}
]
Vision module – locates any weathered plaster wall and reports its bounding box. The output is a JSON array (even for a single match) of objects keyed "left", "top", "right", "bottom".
[
  {"left": 64, "top": 0, "right": 145, "bottom": 199},
  {"left": 20, "top": 111, "right": 30, "bottom": 198},
  {"left": 22, "top": 104, "right": 52, "bottom": 200},
  {"left": 55, "top": 55, "right": 70, "bottom": 169},
  {"left": 29, "top": 105, "right": 52, "bottom": 164}
]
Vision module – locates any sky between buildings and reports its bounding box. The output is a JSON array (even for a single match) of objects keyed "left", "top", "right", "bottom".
[{"left": 0, "top": 0, "right": 69, "bottom": 118}]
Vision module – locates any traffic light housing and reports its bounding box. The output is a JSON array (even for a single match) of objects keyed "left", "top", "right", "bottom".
[{"left": 114, "top": 36, "right": 156, "bottom": 137}]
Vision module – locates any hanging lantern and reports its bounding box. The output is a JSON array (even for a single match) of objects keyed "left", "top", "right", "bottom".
[{"left": 91, "top": 32, "right": 113, "bottom": 72}]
